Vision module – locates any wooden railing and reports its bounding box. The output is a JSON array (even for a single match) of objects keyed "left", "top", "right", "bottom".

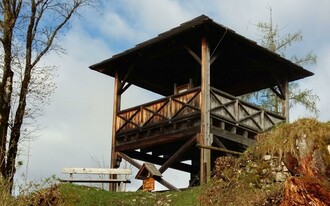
[
  {"left": 210, "top": 88, "right": 285, "bottom": 132},
  {"left": 116, "top": 87, "right": 201, "bottom": 133},
  {"left": 115, "top": 87, "right": 285, "bottom": 134}
]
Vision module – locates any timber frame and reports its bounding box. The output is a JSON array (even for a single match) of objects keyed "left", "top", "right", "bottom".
[{"left": 90, "top": 15, "right": 313, "bottom": 191}]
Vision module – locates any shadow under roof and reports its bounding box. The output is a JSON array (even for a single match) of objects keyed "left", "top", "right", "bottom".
[{"left": 90, "top": 15, "right": 313, "bottom": 96}]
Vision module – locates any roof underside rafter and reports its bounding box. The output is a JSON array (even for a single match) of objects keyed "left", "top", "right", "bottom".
[{"left": 90, "top": 15, "right": 313, "bottom": 97}]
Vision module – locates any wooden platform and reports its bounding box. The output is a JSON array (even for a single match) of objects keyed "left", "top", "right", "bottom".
[{"left": 115, "top": 86, "right": 284, "bottom": 151}]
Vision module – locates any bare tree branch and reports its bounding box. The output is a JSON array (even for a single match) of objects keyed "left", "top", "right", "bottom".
[{"left": 0, "top": 0, "right": 97, "bottom": 193}]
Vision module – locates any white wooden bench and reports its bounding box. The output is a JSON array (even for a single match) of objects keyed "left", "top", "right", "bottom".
[{"left": 60, "top": 168, "right": 131, "bottom": 185}]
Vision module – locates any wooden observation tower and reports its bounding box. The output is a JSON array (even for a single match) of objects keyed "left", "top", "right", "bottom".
[{"left": 90, "top": 15, "right": 313, "bottom": 191}]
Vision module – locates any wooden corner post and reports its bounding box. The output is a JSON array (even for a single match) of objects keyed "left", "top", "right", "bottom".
[
  {"left": 200, "top": 37, "right": 212, "bottom": 184},
  {"left": 281, "top": 78, "right": 289, "bottom": 122},
  {"left": 110, "top": 71, "right": 121, "bottom": 191}
]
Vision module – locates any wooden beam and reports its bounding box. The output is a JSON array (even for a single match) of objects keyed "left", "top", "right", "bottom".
[
  {"left": 62, "top": 168, "right": 131, "bottom": 175},
  {"left": 200, "top": 36, "right": 212, "bottom": 184},
  {"left": 118, "top": 152, "right": 180, "bottom": 191},
  {"left": 115, "top": 126, "right": 200, "bottom": 152},
  {"left": 211, "top": 126, "right": 256, "bottom": 147},
  {"left": 118, "top": 64, "right": 135, "bottom": 94},
  {"left": 110, "top": 71, "right": 121, "bottom": 191},
  {"left": 119, "top": 82, "right": 132, "bottom": 95},
  {"left": 270, "top": 85, "right": 284, "bottom": 100},
  {"left": 154, "top": 176, "right": 181, "bottom": 192},
  {"left": 196, "top": 144, "right": 243, "bottom": 155},
  {"left": 118, "top": 152, "right": 142, "bottom": 169},
  {"left": 213, "top": 136, "right": 233, "bottom": 157},
  {"left": 159, "top": 135, "right": 196, "bottom": 173},
  {"left": 210, "top": 51, "right": 220, "bottom": 65},
  {"left": 184, "top": 46, "right": 201, "bottom": 64},
  {"left": 60, "top": 179, "right": 131, "bottom": 183},
  {"left": 281, "top": 78, "right": 289, "bottom": 122},
  {"left": 126, "top": 150, "right": 195, "bottom": 173}
]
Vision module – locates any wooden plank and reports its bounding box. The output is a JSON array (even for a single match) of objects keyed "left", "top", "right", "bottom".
[
  {"left": 115, "top": 125, "right": 200, "bottom": 152},
  {"left": 211, "top": 126, "right": 256, "bottom": 146},
  {"left": 61, "top": 168, "right": 131, "bottom": 175},
  {"left": 60, "top": 179, "right": 131, "bottom": 183}
]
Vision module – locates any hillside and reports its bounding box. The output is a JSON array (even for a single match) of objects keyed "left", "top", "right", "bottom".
[{"left": 2, "top": 118, "right": 330, "bottom": 205}]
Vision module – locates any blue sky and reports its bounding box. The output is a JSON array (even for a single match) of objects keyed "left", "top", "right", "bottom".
[{"left": 16, "top": 0, "right": 330, "bottom": 191}]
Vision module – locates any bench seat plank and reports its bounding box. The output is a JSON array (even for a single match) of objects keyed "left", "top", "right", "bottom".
[
  {"left": 60, "top": 179, "right": 131, "bottom": 183},
  {"left": 62, "top": 168, "right": 131, "bottom": 175}
]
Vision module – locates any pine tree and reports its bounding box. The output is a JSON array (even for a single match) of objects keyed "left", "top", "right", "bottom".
[{"left": 242, "top": 8, "right": 319, "bottom": 118}]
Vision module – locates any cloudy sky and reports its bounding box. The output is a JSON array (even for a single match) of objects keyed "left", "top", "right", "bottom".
[{"left": 16, "top": 0, "right": 330, "bottom": 191}]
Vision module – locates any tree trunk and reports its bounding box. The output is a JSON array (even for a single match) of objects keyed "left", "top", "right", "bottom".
[
  {"left": 4, "top": 0, "right": 35, "bottom": 189},
  {"left": 5, "top": 63, "right": 32, "bottom": 190},
  {"left": 280, "top": 131, "right": 330, "bottom": 205},
  {"left": 280, "top": 176, "right": 330, "bottom": 206},
  {"left": 0, "top": 16, "right": 15, "bottom": 178}
]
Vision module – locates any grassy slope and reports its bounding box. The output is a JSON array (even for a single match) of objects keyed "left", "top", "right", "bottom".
[
  {"left": 58, "top": 183, "right": 201, "bottom": 206},
  {"left": 8, "top": 118, "right": 327, "bottom": 205}
]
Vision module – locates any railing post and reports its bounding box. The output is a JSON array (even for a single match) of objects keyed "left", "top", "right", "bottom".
[
  {"left": 140, "top": 106, "right": 143, "bottom": 127},
  {"left": 169, "top": 97, "right": 172, "bottom": 121},
  {"left": 261, "top": 110, "right": 265, "bottom": 131},
  {"left": 281, "top": 78, "right": 289, "bottom": 122},
  {"left": 235, "top": 100, "right": 239, "bottom": 122}
]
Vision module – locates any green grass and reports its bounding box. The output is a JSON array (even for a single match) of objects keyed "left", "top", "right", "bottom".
[{"left": 58, "top": 183, "right": 201, "bottom": 206}]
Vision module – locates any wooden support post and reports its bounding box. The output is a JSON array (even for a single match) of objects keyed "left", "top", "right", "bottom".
[
  {"left": 281, "top": 79, "right": 289, "bottom": 122},
  {"left": 159, "top": 135, "right": 196, "bottom": 173},
  {"left": 200, "top": 37, "right": 212, "bottom": 184},
  {"left": 110, "top": 71, "right": 121, "bottom": 191}
]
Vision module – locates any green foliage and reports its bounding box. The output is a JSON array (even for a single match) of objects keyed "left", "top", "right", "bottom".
[
  {"left": 1, "top": 175, "right": 201, "bottom": 205},
  {"left": 243, "top": 8, "right": 319, "bottom": 116},
  {"left": 58, "top": 183, "right": 201, "bottom": 206}
]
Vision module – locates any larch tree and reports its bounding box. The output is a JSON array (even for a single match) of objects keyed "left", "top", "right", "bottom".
[
  {"left": 0, "top": 0, "right": 96, "bottom": 192},
  {"left": 242, "top": 9, "right": 319, "bottom": 119}
]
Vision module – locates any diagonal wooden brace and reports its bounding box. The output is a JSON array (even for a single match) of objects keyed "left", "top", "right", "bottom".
[
  {"left": 159, "top": 135, "right": 196, "bottom": 173},
  {"left": 118, "top": 152, "right": 181, "bottom": 191}
]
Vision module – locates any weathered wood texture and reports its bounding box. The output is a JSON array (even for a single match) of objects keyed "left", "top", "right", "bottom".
[
  {"left": 60, "top": 167, "right": 131, "bottom": 184},
  {"left": 116, "top": 87, "right": 201, "bottom": 133},
  {"left": 62, "top": 168, "right": 131, "bottom": 175},
  {"left": 200, "top": 37, "right": 212, "bottom": 183},
  {"left": 115, "top": 86, "right": 284, "bottom": 137},
  {"left": 118, "top": 152, "right": 180, "bottom": 191},
  {"left": 60, "top": 179, "right": 130, "bottom": 183},
  {"left": 210, "top": 87, "right": 285, "bottom": 132}
]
